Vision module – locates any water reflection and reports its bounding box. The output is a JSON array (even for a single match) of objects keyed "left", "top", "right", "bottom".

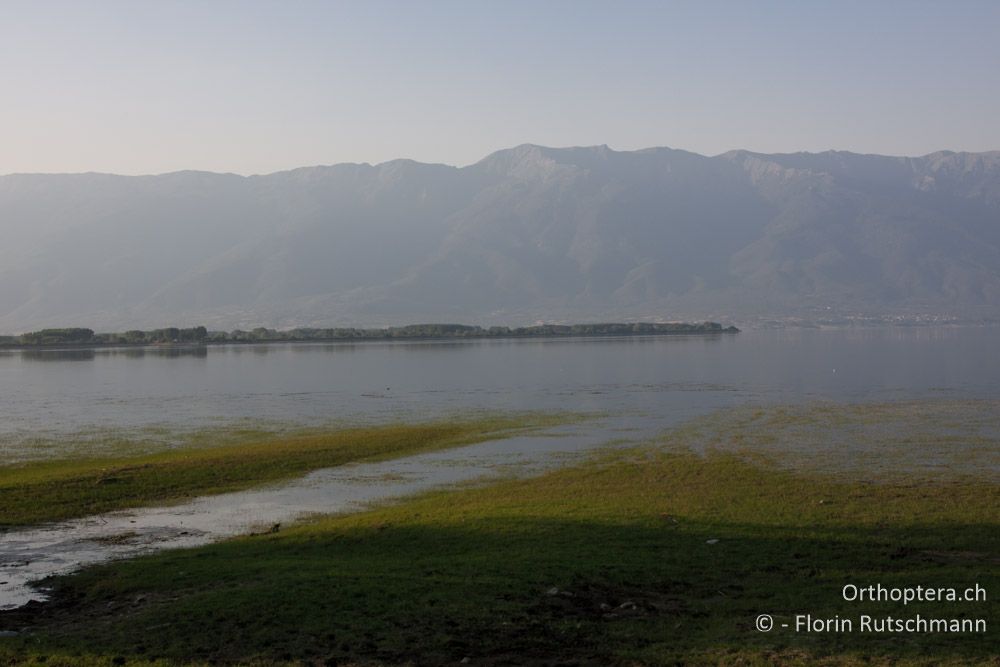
[
  {"left": 17, "top": 346, "right": 209, "bottom": 361},
  {"left": 271, "top": 333, "right": 733, "bottom": 354},
  {"left": 7, "top": 334, "right": 733, "bottom": 361},
  {"left": 20, "top": 349, "right": 96, "bottom": 362}
]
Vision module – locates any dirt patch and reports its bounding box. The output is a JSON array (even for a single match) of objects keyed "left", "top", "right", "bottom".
[{"left": 88, "top": 531, "right": 141, "bottom": 546}]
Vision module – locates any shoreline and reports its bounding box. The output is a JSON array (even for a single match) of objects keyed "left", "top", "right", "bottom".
[
  {"left": 2, "top": 399, "right": 996, "bottom": 664},
  {"left": 0, "top": 419, "right": 608, "bottom": 611}
]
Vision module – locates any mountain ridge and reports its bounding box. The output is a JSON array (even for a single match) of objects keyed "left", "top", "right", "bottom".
[
  {"left": 1, "top": 144, "right": 998, "bottom": 333},
  {"left": 9, "top": 144, "right": 999, "bottom": 180}
]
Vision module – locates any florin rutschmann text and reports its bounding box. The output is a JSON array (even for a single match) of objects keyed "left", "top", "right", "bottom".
[{"left": 754, "top": 584, "right": 988, "bottom": 634}]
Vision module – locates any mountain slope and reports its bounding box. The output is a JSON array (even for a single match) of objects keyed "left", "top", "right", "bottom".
[{"left": 1, "top": 145, "right": 998, "bottom": 331}]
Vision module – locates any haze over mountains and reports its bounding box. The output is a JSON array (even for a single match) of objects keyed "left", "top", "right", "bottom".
[{"left": 1, "top": 144, "right": 999, "bottom": 333}]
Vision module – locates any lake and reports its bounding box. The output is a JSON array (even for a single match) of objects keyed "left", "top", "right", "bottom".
[{"left": 2, "top": 326, "right": 999, "bottom": 464}]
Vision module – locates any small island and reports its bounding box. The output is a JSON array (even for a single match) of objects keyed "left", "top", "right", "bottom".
[{"left": 0, "top": 321, "right": 739, "bottom": 348}]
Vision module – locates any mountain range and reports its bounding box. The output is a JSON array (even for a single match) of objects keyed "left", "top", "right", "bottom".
[{"left": 1, "top": 144, "right": 998, "bottom": 333}]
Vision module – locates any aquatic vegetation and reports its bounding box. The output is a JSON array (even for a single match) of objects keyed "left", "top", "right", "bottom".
[
  {"left": 662, "top": 399, "right": 1000, "bottom": 482},
  {"left": 0, "top": 414, "right": 568, "bottom": 528},
  {"left": 1, "top": 401, "right": 996, "bottom": 665}
]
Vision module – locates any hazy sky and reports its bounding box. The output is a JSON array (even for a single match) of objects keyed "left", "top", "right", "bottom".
[{"left": 2, "top": 0, "right": 998, "bottom": 175}]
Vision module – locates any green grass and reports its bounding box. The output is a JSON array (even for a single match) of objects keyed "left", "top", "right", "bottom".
[
  {"left": 1, "top": 402, "right": 997, "bottom": 665},
  {"left": 0, "top": 422, "right": 303, "bottom": 466},
  {"left": 0, "top": 415, "right": 563, "bottom": 528},
  {"left": 667, "top": 399, "right": 1000, "bottom": 481}
]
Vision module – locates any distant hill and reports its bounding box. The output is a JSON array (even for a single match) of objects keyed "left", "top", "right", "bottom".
[{"left": 1, "top": 144, "right": 998, "bottom": 332}]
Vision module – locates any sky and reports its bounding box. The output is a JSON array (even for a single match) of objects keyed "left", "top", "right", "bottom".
[{"left": 1, "top": 0, "right": 998, "bottom": 176}]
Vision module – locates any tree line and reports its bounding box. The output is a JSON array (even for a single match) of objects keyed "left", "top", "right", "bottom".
[
  {"left": 1, "top": 322, "right": 738, "bottom": 347},
  {"left": 5, "top": 327, "right": 208, "bottom": 346}
]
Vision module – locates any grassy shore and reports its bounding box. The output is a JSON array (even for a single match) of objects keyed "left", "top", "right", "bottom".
[
  {"left": 0, "top": 415, "right": 561, "bottom": 528},
  {"left": 1, "top": 402, "right": 997, "bottom": 665}
]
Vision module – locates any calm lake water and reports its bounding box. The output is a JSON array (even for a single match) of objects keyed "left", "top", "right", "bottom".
[{"left": 2, "top": 326, "right": 998, "bottom": 463}]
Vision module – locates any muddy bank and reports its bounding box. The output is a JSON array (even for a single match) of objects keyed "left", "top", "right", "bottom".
[{"left": 0, "top": 421, "right": 633, "bottom": 611}]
